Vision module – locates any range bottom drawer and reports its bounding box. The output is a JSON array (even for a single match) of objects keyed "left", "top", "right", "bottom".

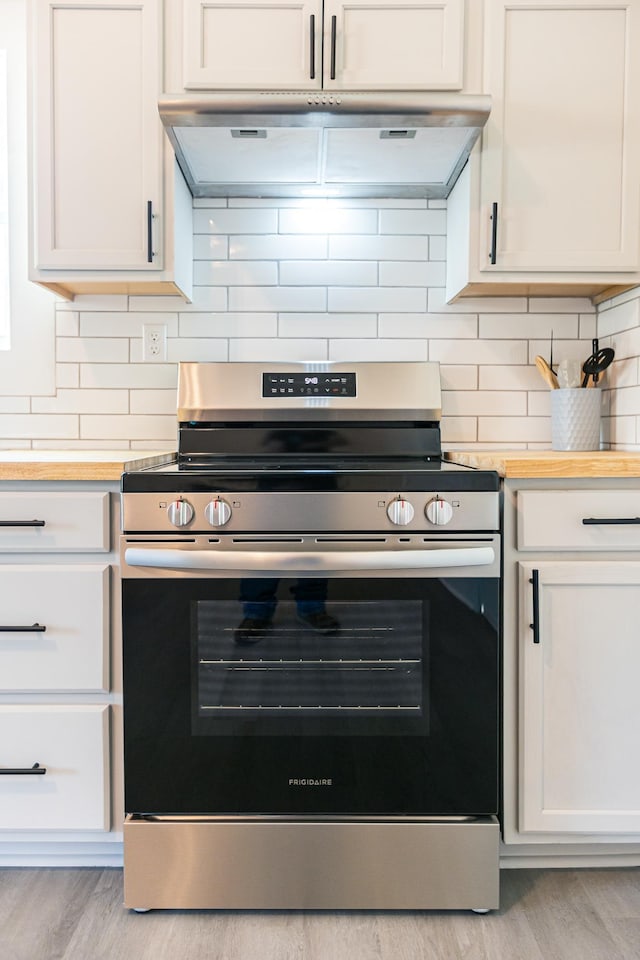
[{"left": 0, "top": 705, "right": 110, "bottom": 831}]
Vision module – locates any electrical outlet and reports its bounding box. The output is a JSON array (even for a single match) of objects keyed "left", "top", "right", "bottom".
[{"left": 142, "top": 323, "right": 167, "bottom": 362}]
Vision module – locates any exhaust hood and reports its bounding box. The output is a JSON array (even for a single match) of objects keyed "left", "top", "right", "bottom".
[{"left": 158, "top": 91, "right": 490, "bottom": 199}]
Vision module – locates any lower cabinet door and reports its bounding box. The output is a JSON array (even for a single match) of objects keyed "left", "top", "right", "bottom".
[
  {"left": 519, "top": 561, "right": 640, "bottom": 836},
  {"left": 0, "top": 705, "right": 110, "bottom": 831}
]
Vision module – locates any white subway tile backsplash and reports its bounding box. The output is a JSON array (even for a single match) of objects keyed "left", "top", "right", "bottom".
[
  {"left": 230, "top": 286, "right": 327, "bottom": 312},
  {"left": 379, "top": 261, "right": 445, "bottom": 287},
  {"left": 327, "top": 340, "right": 429, "bottom": 361},
  {"left": 80, "top": 415, "right": 175, "bottom": 441},
  {"left": 80, "top": 364, "right": 177, "bottom": 390},
  {"left": 328, "top": 287, "right": 427, "bottom": 313},
  {"left": 430, "top": 340, "right": 528, "bottom": 365},
  {"left": 56, "top": 338, "right": 130, "bottom": 363},
  {"left": 279, "top": 208, "right": 377, "bottom": 235},
  {"left": 229, "top": 339, "right": 328, "bottom": 362},
  {"left": 378, "top": 313, "right": 477, "bottom": 339},
  {"left": 379, "top": 209, "right": 446, "bottom": 235},
  {"left": 179, "top": 313, "right": 278, "bottom": 338},
  {"left": 278, "top": 313, "right": 377, "bottom": 338},
  {"left": 230, "top": 235, "right": 328, "bottom": 259},
  {"left": 2, "top": 194, "right": 639, "bottom": 449},
  {"left": 194, "top": 208, "right": 278, "bottom": 234},
  {"left": 31, "top": 389, "right": 129, "bottom": 415},
  {"left": 193, "top": 260, "right": 278, "bottom": 286},
  {"left": 280, "top": 261, "right": 377, "bottom": 286},
  {"left": 167, "top": 339, "right": 229, "bottom": 362},
  {"left": 329, "top": 235, "right": 429, "bottom": 261},
  {"left": 479, "top": 313, "right": 579, "bottom": 340},
  {"left": 193, "top": 235, "right": 229, "bottom": 260},
  {"left": 443, "top": 391, "right": 527, "bottom": 417}
]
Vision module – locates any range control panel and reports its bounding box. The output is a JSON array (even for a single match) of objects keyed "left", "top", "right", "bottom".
[
  {"left": 262, "top": 372, "right": 357, "bottom": 397},
  {"left": 122, "top": 491, "right": 500, "bottom": 534}
]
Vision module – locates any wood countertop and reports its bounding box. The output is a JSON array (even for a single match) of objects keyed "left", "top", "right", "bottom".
[
  {"left": 444, "top": 450, "right": 640, "bottom": 479},
  {"left": 0, "top": 450, "right": 175, "bottom": 481}
]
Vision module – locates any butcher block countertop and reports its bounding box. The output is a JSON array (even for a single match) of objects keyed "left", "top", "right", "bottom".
[
  {"left": 0, "top": 450, "right": 175, "bottom": 481},
  {"left": 444, "top": 450, "right": 640, "bottom": 479}
]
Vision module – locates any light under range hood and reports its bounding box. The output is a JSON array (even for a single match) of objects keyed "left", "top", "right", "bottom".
[{"left": 158, "top": 91, "right": 491, "bottom": 199}]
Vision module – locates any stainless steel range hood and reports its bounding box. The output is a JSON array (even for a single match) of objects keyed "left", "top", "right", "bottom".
[{"left": 158, "top": 92, "right": 490, "bottom": 199}]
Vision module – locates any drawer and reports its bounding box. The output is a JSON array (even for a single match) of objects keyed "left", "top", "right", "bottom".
[
  {"left": 518, "top": 489, "right": 640, "bottom": 551},
  {"left": 0, "top": 565, "right": 109, "bottom": 692},
  {"left": 0, "top": 492, "right": 109, "bottom": 552},
  {"left": 0, "top": 705, "right": 110, "bottom": 831}
]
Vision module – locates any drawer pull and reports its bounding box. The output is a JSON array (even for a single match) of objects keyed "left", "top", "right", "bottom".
[
  {"left": 529, "top": 569, "right": 540, "bottom": 644},
  {"left": 582, "top": 517, "right": 640, "bottom": 525},
  {"left": 0, "top": 623, "right": 47, "bottom": 633},
  {"left": 0, "top": 519, "right": 46, "bottom": 527},
  {"left": 0, "top": 762, "right": 47, "bottom": 775}
]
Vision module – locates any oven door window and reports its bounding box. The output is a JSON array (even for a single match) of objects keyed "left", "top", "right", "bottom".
[
  {"left": 194, "top": 589, "right": 425, "bottom": 737},
  {"left": 122, "top": 575, "right": 498, "bottom": 817}
]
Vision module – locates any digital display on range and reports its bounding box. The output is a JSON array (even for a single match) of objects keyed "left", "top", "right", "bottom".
[{"left": 262, "top": 372, "right": 357, "bottom": 397}]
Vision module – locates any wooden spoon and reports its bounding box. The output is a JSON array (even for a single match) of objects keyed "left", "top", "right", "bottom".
[{"left": 535, "top": 355, "right": 559, "bottom": 390}]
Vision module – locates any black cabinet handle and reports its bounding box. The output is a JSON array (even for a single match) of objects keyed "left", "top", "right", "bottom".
[
  {"left": 0, "top": 763, "right": 46, "bottom": 775},
  {"left": 529, "top": 569, "right": 540, "bottom": 644},
  {"left": 330, "top": 15, "right": 337, "bottom": 80},
  {"left": 582, "top": 517, "right": 640, "bottom": 525},
  {"left": 310, "top": 14, "right": 316, "bottom": 79},
  {"left": 489, "top": 201, "right": 498, "bottom": 264},
  {"left": 0, "top": 623, "right": 46, "bottom": 633},
  {"left": 147, "top": 200, "right": 154, "bottom": 263},
  {"left": 0, "top": 520, "right": 45, "bottom": 527}
]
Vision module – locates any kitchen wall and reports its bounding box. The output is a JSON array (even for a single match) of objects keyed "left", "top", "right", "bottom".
[{"left": 1, "top": 196, "right": 639, "bottom": 451}]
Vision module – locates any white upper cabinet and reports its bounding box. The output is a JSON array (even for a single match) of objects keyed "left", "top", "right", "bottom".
[
  {"left": 181, "top": 0, "right": 464, "bottom": 91},
  {"left": 29, "top": 0, "right": 192, "bottom": 300},
  {"left": 446, "top": 0, "right": 640, "bottom": 302}
]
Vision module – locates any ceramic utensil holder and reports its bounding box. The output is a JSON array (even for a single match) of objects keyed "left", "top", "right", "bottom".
[{"left": 551, "top": 388, "right": 602, "bottom": 451}]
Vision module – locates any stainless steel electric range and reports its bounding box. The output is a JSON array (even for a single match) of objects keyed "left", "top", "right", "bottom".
[{"left": 120, "top": 361, "right": 501, "bottom": 912}]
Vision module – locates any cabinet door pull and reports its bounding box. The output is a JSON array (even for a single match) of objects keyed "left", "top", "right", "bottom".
[
  {"left": 0, "top": 520, "right": 46, "bottom": 527},
  {"left": 330, "top": 15, "right": 337, "bottom": 79},
  {"left": 147, "top": 200, "right": 154, "bottom": 263},
  {"left": 582, "top": 517, "right": 640, "bottom": 525},
  {"left": 0, "top": 623, "right": 47, "bottom": 633},
  {"left": 529, "top": 569, "right": 540, "bottom": 644},
  {"left": 310, "top": 14, "right": 316, "bottom": 79},
  {"left": 0, "top": 763, "right": 46, "bottom": 775},
  {"left": 489, "top": 202, "right": 498, "bottom": 264}
]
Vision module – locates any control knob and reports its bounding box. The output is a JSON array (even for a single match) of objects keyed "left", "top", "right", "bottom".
[
  {"left": 167, "top": 499, "right": 194, "bottom": 527},
  {"left": 425, "top": 496, "right": 454, "bottom": 526},
  {"left": 205, "top": 498, "right": 232, "bottom": 527},
  {"left": 386, "top": 497, "right": 415, "bottom": 526}
]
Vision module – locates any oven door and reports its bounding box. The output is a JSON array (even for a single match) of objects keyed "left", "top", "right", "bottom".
[{"left": 121, "top": 534, "right": 500, "bottom": 818}]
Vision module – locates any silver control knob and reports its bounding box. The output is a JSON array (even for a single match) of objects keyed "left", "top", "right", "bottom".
[
  {"left": 386, "top": 497, "right": 415, "bottom": 526},
  {"left": 205, "top": 498, "right": 232, "bottom": 527},
  {"left": 167, "top": 499, "right": 194, "bottom": 527},
  {"left": 425, "top": 496, "right": 454, "bottom": 526}
]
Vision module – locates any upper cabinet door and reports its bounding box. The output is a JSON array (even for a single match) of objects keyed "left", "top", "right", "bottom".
[
  {"left": 480, "top": 0, "right": 640, "bottom": 272},
  {"left": 181, "top": 0, "right": 464, "bottom": 91},
  {"left": 323, "top": 0, "right": 464, "bottom": 90},
  {"left": 32, "top": 0, "right": 163, "bottom": 270},
  {"left": 183, "top": 0, "right": 323, "bottom": 90}
]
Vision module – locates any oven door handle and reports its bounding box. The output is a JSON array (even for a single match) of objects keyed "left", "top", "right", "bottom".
[{"left": 124, "top": 545, "right": 495, "bottom": 572}]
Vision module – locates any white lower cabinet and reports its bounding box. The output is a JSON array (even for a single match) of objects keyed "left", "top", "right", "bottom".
[
  {"left": 518, "top": 560, "right": 640, "bottom": 835},
  {"left": 0, "top": 483, "right": 119, "bottom": 861},
  {"left": 0, "top": 705, "right": 110, "bottom": 831},
  {"left": 502, "top": 479, "right": 640, "bottom": 857}
]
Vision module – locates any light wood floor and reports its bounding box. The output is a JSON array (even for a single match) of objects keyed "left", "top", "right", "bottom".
[{"left": 0, "top": 867, "right": 638, "bottom": 960}]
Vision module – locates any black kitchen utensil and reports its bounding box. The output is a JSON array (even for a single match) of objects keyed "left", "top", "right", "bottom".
[{"left": 581, "top": 347, "right": 614, "bottom": 387}]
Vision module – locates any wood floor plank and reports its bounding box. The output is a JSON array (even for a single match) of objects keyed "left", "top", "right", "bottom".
[{"left": 0, "top": 866, "right": 637, "bottom": 960}]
